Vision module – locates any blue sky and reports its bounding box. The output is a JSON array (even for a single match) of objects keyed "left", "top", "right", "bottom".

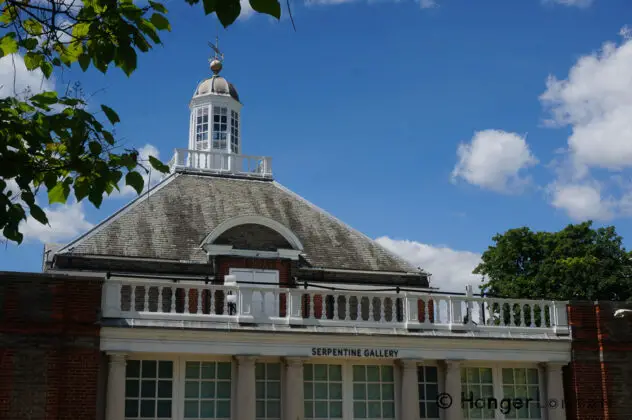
[{"left": 2, "top": 0, "right": 632, "bottom": 292}]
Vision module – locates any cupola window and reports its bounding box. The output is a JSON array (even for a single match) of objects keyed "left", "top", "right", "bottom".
[
  {"left": 212, "top": 106, "right": 228, "bottom": 150},
  {"left": 230, "top": 110, "right": 239, "bottom": 153},
  {"left": 195, "top": 107, "right": 209, "bottom": 150}
]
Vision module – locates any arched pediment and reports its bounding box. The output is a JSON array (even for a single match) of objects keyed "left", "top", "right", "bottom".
[{"left": 201, "top": 215, "right": 304, "bottom": 251}]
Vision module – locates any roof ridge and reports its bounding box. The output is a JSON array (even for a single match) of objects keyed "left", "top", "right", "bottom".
[{"left": 272, "top": 181, "right": 421, "bottom": 274}]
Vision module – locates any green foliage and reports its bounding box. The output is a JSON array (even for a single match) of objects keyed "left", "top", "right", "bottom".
[
  {"left": 475, "top": 221, "right": 632, "bottom": 301},
  {"left": 0, "top": 0, "right": 282, "bottom": 244}
]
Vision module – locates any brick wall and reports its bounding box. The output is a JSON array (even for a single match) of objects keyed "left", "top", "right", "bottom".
[
  {"left": 0, "top": 271, "right": 104, "bottom": 420},
  {"left": 566, "top": 301, "right": 632, "bottom": 420}
]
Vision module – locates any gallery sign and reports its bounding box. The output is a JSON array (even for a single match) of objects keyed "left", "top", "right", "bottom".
[{"left": 311, "top": 347, "right": 399, "bottom": 358}]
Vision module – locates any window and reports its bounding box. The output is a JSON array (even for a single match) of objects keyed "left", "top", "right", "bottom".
[
  {"left": 418, "top": 366, "right": 440, "bottom": 419},
  {"left": 195, "top": 107, "right": 209, "bottom": 150},
  {"left": 304, "top": 364, "right": 343, "bottom": 420},
  {"left": 230, "top": 110, "right": 239, "bottom": 153},
  {"left": 461, "top": 367, "right": 495, "bottom": 420},
  {"left": 352, "top": 365, "right": 395, "bottom": 420},
  {"left": 183, "top": 361, "right": 232, "bottom": 419},
  {"left": 256, "top": 363, "right": 281, "bottom": 420},
  {"left": 212, "top": 106, "right": 228, "bottom": 150},
  {"left": 125, "top": 360, "right": 173, "bottom": 419},
  {"left": 502, "top": 368, "right": 541, "bottom": 419}
]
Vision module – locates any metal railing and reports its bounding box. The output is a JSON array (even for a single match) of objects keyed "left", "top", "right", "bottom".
[{"left": 168, "top": 149, "right": 272, "bottom": 178}]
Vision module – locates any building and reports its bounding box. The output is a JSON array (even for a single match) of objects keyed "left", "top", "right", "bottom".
[{"left": 1, "top": 49, "right": 590, "bottom": 420}]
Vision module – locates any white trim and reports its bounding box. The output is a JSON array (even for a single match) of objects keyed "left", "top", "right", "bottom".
[
  {"left": 201, "top": 215, "right": 304, "bottom": 251},
  {"left": 101, "top": 328, "right": 571, "bottom": 364},
  {"left": 205, "top": 245, "right": 301, "bottom": 260}
]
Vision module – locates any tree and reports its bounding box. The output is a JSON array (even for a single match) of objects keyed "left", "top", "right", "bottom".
[
  {"left": 0, "top": 0, "right": 282, "bottom": 243},
  {"left": 475, "top": 221, "right": 632, "bottom": 302}
]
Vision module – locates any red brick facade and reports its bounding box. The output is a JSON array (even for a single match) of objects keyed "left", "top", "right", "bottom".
[
  {"left": 565, "top": 301, "right": 632, "bottom": 420},
  {"left": 0, "top": 272, "right": 104, "bottom": 420}
]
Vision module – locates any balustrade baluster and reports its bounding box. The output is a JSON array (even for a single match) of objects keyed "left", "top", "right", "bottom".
[
  {"left": 143, "top": 286, "right": 149, "bottom": 312},
  {"left": 184, "top": 287, "right": 190, "bottom": 314},
  {"left": 170, "top": 287, "right": 176, "bottom": 313}
]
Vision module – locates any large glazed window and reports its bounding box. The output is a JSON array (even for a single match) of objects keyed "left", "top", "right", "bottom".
[
  {"left": 125, "top": 360, "right": 174, "bottom": 419},
  {"left": 352, "top": 365, "right": 395, "bottom": 419},
  {"left": 195, "top": 107, "right": 209, "bottom": 150},
  {"left": 183, "top": 361, "right": 232, "bottom": 419},
  {"left": 502, "top": 368, "right": 541, "bottom": 419},
  {"left": 212, "top": 106, "right": 228, "bottom": 150},
  {"left": 256, "top": 362, "right": 282, "bottom": 420},
  {"left": 230, "top": 110, "right": 239, "bottom": 153},
  {"left": 304, "top": 364, "right": 343, "bottom": 419},
  {"left": 417, "top": 365, "right": 440, "bottom": 419},
  {"left": 461, "top": 367, "right": 495, "bottom": 420}
]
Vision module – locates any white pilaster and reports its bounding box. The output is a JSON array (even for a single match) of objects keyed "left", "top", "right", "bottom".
[
  {"left": 235, "top": 356, "right": 257, "bottom": 420},
  {"left": 398, "top": 359, "right": 420, "bottom": 420},
  {"left": 542, "top": 362, "right": 566, "bottom": 420},
  {"left": 105, "top": 352, "right": 127, "bottom": 420},
  {"left": 443, "top": 360, "right": 463, "bottom": 420},
  {"left": 284, "top": 357, "right": 306, "bottom": 420}
]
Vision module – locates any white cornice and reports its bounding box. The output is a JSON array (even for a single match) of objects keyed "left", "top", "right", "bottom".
[{"left": 101, "top": 327, "right": 571, "bottom": 363}]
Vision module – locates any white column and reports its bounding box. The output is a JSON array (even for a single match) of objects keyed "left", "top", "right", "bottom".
[
  {"left": 398, "top": 359, "right": 420, "bottom": 420},
  {"left": 284, "top": 357, "right": 305, "bottom": 420},
  {"left": 105, "top": 352, "right": 127, "bottom": 420},
  {"left": 542, "top": 362, "right": 566, "bottom": 420},
  {"left": 235, "top": 356, "right": 257, "bottom": 420},
  {"left": 443, "top": 360, "right": 463, "bottom": 420}
]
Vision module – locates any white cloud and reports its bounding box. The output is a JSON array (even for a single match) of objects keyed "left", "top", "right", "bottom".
[
  {"left": 549, "top": 182, "right": 613, "bottom": 220},
  {"left": 543, "top": 0, "right": 593, "bottom": 7},
  {"left": 21, "top": 202, "right": 93, "bottom": 244},
  {"left": 540, "top": 29, "right": 632, "bottom": 220},
  {"left": 419, "top": 0, "right": 437, "bottom": 7},
  {"left": 0, "top": 54, "right": 53, "bottom": 98},
  {"left": 451, "top": 130, "right": 538, "bottom": 193},
  {"left": 239, "top": 0, "right": 255, "bottom": 18},
  {"left": 376, "top": 236, "right": 483, "bottom": 293},
  {"left": 110, "top": 144, "right": 164, "bottom": 198},
  {"left": 541, "top": 33, "right": 632, "bottom": 170}
]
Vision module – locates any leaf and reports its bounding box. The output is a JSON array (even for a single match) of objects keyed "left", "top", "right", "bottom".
[
  {"left": 3, "top": 225, "right": 23, "bottom": 244},
  {"left": 78, "top": 53, "right": 91, "bottom": 71},
  {"left": 24, "top": 52, "right": 44, "bottom": 71},
  {"left": 149, "top": 155, "right": 170, "bottom": 173},
  {"left": 88, "top": 141, "right": 103, "bottom": 155},
  {"left": 202, "top": 0, "right": 217, "bottom": 15},
  {"left": 215, "top": 0, "right": 241, "bottom": 26},
  {"left": 149, "top": 1, "right": 168, "bottom": 13},
  {"left": 23, "top": 19, "right": 43, "bottom": 36},
  {"left": 48, "top": 181, "right": 71, "bottom": 205},
  {"left": 74, "top": 177, "right": 91, "bottom": 202},
  {"left": 21, "top": 38, "right": 39, "bottom": 51},
  {"left": 41, "top": 62, "right": 53, "bottom": 78},
  {"left": 150, "top": 13, "right": 171, "bottom": 31},
  {"left": 125, "top": 171, "right": 144, "bottom": 195},
  {"left": 249, "top": 0, "right": 281, "bottom": 19},
  {"left": 29, "top": 204, "right": 48, "bottom": 225},
  {"left": 72, "top": 22, "right": 91, "bottom": 40},
  {"left": 0, "top": 35, "right": 18, "bottom": 57},
  {"left": 101, "top": 104, "right": 120, "bottom": 124},
  {"left": 30, "top": 91, "right": 59, "bottom": 107},
  {"left": 115, "top": 45, "right": 137, "bottom": 76}
]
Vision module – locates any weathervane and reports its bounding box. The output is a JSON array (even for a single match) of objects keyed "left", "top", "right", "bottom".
[
  {"left": 209, "top": 36, "right": 224, "bottom": 62},
  {"left": 208, "top": 36, "right": 224, "bottom": 75}
]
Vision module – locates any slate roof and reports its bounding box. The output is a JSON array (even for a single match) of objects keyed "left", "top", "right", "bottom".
[{"left": 57, "top": 173, "right": 421, "bottom": 274}]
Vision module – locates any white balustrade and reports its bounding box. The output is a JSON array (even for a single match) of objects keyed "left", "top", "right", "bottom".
[
  {"left": 101, "top": 279, "right": 570, "bottom": 336},
  {"left": 169, "top": 148, "right": 272, "bottom": 178}
]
